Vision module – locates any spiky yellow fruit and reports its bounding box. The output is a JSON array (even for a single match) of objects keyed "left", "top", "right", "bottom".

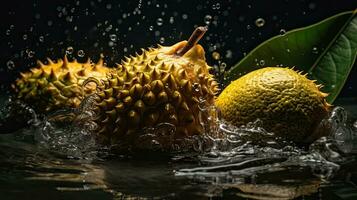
[
  {"left": 92, "top": 41, "right": 219, "bottom": 146},
  {"left": 216, "top": 67, "right": 331, "bottom": 144},
  {"left": 13, "top": 56, "right": 111, "bottom": 113}
]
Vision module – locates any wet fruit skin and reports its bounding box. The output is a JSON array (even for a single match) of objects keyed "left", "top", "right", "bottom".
[
  {"left": 13, "top": 56, "right": 111, "bottom": 113},
  {"left": 216, "top": 67, "right": 331, "bottom": 144},
  {"left": 91, "top": 41, "right": 219, "bottom": 146}
]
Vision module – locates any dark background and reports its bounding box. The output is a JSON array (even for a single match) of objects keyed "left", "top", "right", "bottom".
[{"left": 0, "top": 0, "right": 356, "bottom": 97}]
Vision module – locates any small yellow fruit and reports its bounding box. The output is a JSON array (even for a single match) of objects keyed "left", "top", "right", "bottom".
[
  {"left": 216, "top": 67, "right": 331, "bottom": 144},
  {"left": 13, "top": 56, "right": 111, "bottom": 113}
]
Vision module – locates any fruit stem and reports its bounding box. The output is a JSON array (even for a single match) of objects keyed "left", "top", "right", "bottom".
[{"left": 176, "top": 26, "right": 207, "bottom": 56}]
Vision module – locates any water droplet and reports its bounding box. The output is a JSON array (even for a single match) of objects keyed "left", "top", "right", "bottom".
[
  {"left": 312, "top": 47, "right": 319, "bottom": 54},
  {"left": 225, "top": 50, "right": 233, "bottom": 59},
  {"left": 279, "top": 29, "right": 286, "bottom": 35},
  {"left": 308, "top": 3, "right": 316, "bottom": 10},
  {"left": 169, "top": 17, "right": 174, "bottom": 24},
  {"left": 108, "top": 41, "right": 115, "bottom": 47},
  {"left": 212, "top": 3, "right": 220, "bottom": 10},
  {"left": 182, "top": 14, "right": 188, "bottom": 20},
  {"left": 255, "top": 18, "right": 265, "bottom": 27},
  {"left": 159, "top": 37, "right": 165, "bottom": 44},
  {"left": 156, "top": 18, "right": 163, "bottom": 26},
  {"left": 193, "top": 83, "right": 201, "bottom": 92},
  {"left": 66, "top": 16, "right": 73, "bottom": 22},
  {"left": 77, "top": 50, "right": 85, "bottom": 57},
  {"left": 6, "top": 60, "right": 15, "bottom": 70},
  {"left": 212, "top": 51, "right": 220, "bottom": 60},
  {"left": 204, "top": 15, "right": 212, "bottom": 25},
  {"left": 27, "top": 50, "right": 35, "bottom": 58},
  {"left": 109, "top": 34, "right": 117, "bottom": 42},
  {"left": 220, "top": 62, "right": 227, "bottom": 71},
  {"left": 6, "top": 29, "right": 11, "bottom": 35},
  {"left": 149, "top": 26, "right": 154, "bottom": 31},
  {"left": 66, "top": 46, "right": 74, "bottom": 55},
  {"left": 23, "top": 34, "right": 28, "bottom": 40},
  {"left": 39, "top": 36, "right": 44, "bottom": 42},
  {"left": 259, "top": 60, "right": 265, "bottom": 66},
  {"left": 246, "top": 25, "right": 251, "bottom": 30}
]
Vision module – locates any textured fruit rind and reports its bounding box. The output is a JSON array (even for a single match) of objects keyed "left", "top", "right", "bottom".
[
  {"left": 13, "top": 56, "right": 111, "bottom": 113},
  {"left": 216, "top": 67, "right": 330, "bottom": 143},
  {"left": 92, "top": 41, "right": 219, "bottom": 147}
]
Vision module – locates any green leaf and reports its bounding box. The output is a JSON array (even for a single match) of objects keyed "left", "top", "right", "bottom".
[{"left": 226, "top": 10, "right": 357, "bottom": 103}]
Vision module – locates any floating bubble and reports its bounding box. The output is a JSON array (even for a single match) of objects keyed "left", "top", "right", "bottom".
[
  {"left": 159, "top": 37, "right": 165, "bottom": 44},
  {"left": 149, "top": 26, "right": 154, "bottom": 31},
  {"left": 23, "top": 34, "right": 28, "bottom": 40},
  {"left": 156, "top": 18, "right": 163, "bottom": 26},
  {"left": 77, "top": 50, "right": 85, "bottom": 57},
  {"left": 255, "top": 18, "right": 265, "bottom": 27},
  {"left": 182, "top": 14, "right": 188, "bottom": 20}
]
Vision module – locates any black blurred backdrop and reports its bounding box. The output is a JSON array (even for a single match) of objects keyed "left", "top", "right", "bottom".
[{"left": 0, "top": 0, "right": 356, "bottom": 98}]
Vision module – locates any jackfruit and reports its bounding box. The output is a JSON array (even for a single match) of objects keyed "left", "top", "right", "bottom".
[
  {"left": 13, "top": 56, "right": 111, "bottom": 113},
  {"left": 91, "top": 41, "right": 219, "bottom": 146}
]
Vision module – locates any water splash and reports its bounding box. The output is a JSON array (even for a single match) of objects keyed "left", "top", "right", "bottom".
[
  {"left": 32, "top": 95, "right": 100, "bottom": 159},
  {"left": 175, "top": 106, "right": 357, "bottom": 183}
]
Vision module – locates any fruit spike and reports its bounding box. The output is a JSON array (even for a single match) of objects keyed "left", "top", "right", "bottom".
[
  {"left": 92, "top": 27, "right": 218, "bottom": 150},
  {"left": 13, "top": 55, "right": 111, "bottom": 113}
]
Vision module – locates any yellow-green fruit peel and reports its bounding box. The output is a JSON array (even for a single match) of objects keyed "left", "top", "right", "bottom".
[
  {"left": 92, "top": 41, "right": 219, "bottom": 146},
  {"left": 13, "top": 56, "right": 111, "bottom": 113},
  {"left": 216, "top": 67, "right": 331, "bottom": 144}
]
